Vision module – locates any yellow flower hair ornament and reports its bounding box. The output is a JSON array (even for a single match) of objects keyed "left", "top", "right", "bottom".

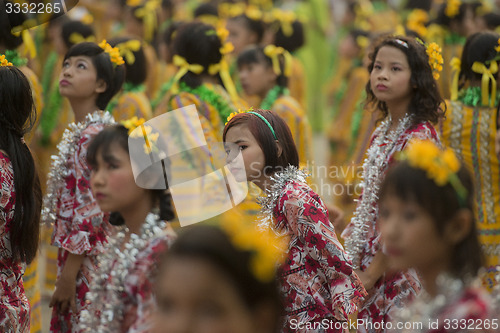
[
  {"left": 426, "top": 42, "right": 444, "bottom": 80},
  {"left": 0, "top": 55, "right": 13, "bottom": 67},
  {"left": 98, "top": 40, "right": 125, "bottom": 66},
  {"left": 69, "top": 33, "right": 96, "bottom": 45},
  {"left": 471, "top": 60, "right": 498, "bottom": 107},
  {"left": 121, "top": 116, "right": 159, "bottom": 154},
  {"left": 397, "top": 140, "right": 467, "bottom": 206},
  {"left": 406, "top": 9, "right": 429, "bottom": 38},
  {"left": 218, "top": 2, "right": 246, "bottom": 18},
  {"left": 116, "top": 40, "right": 141, "bottom": 65},
  {"left": 245, "top": 5, "right": 263, "bottom": 21},
  {"left": 226, "top": 108, "right": 251, "bottom": 124},
  {"left": 219, "top": 214, "right": 288, "bottom": 282},
  {"left": 264, "top": 45, "right": 292, "bottom": 77},
  {"left": 445, "top": 0, "right": 461, "bottom": 18}
]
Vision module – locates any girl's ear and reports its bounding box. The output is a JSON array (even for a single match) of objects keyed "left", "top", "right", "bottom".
[
  {"left": 95, "top": 79, "right": 107, "bottom": 94},
  {"left": 276, "top": 140, "right": 283, "bottom": 158},
  {"left": 444, "top": 209, "right": 473, "bottom": 244}
]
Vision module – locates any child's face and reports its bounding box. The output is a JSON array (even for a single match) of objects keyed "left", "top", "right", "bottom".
[
  {"left": 339, "top": 35, "right": 359, "bottom": 59},
  {"left": 370, "top": 45, "right": 412, "bottom": 108},
  {"left": 379, "top": 194, "right": 452, "bottom": 273},
  {"left": 90, "top": 143, "right": 149, "bottom": 214},
  {"left": 224, "top": 124, "right": 265, "bottom": 184},
  {"left": 238, "top": 62, "right": 277, "bottom": 98},
  {"left": 154, "top": 257, "right": 258, "bottom": 333},
  {"left": 226, "top": 19, "right": 258, "bottom": 56},
  {"left": 59, "top": 55, "right": 106, "bottom": 100}
]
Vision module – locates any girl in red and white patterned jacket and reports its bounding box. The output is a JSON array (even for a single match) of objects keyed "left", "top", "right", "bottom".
[
  {"left": 42, "top": 41, "right": 125, "bottom": 332},
  {"left": 224, "top": 109, "right": 366, "bottom": 332}
]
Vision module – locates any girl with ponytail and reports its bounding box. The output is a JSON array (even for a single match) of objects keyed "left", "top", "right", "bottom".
[{"left": 0, "top": 63, "right": 42, "bottom": 332}]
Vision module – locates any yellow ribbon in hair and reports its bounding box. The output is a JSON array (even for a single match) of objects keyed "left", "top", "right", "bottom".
[
  {"left": 116, "top": 40, "right": 141, "bottom": 65},
  {"left": 171, "top": 55, "right": 204, "bottom": 93},
  {"left": 11, "top": 20, "right": 37, "bottom": 59},
  {"left": 472, "top": 61, "right": 498, "bottom": 107},
  {"left": 450, "top": 57, "right": 461, "bottom": 101},
  {"left": 69, "top": 33, "right": 96, "bottom": 44},
  {"left": 209, "top": 56, "right": 238, "bottom": 103},
  {"left": 134, "top": 1, "right": 159, "bottom": 42},
  {"left": 272, "top": 9, "right": 296, "bottom": 37},
  {"left": 263, "top": 45, "right": 292, "bottom": 77}
]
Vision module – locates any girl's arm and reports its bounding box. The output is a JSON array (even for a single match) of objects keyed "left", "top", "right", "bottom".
[
  {"left": 354, "top": 250, "right": 389, "bottom": 290},
  {"left": 49, "top": 252, "right": 85, "bottom": 313}
]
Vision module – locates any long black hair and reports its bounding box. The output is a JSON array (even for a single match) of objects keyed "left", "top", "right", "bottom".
[
  {"left": 0, "top": 66, "right": 42, "bottom": 265},
  {"left": 86, "top": 124, "right": 175, "bottom": 224}
]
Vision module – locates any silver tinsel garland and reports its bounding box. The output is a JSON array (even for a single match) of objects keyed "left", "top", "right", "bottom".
[
  {"left": 344, "top": 114, "right": 412, "bottom": 269},
  {"left": 257, "top": 165, "right": 309, "bottom": 235},
  {"left": 392, "top": 273, "right": 467, "bottom": 332},
  {"left": 79, "top": 213, "right": 166, "bottom": 332},
  {"left": 41, "top": 111, "right": 115, "bottom": 225}
]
